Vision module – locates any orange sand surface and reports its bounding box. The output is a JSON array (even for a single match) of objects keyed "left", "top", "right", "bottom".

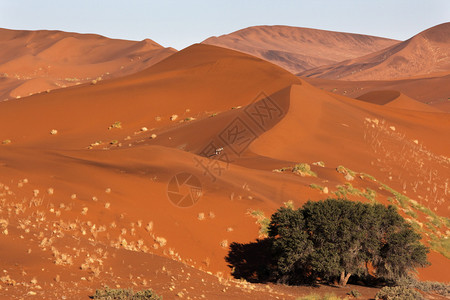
[
  {"left": 0, "top": 28, "right": 176, "bottom": 101},
  {"left": 300, "top": 23, "right": 450, "bottom": 80},
  {"left": 0, "top": 30, "right": 448, "bottom": 299},
  {"left": 203, "top": 25, "right": 398, "bottom": 74}
]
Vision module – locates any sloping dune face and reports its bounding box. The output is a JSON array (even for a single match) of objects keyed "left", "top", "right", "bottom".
[
  {"left": 356, "top": 90, "right": 402, "bottom": 105},
  {"left": 202, "top": 25, "right": 399, "bottom": 74},
  {"left": 0, "top": 28, "right": 176, "bottom": 101},
  {"left": 300, "top": 22, "right": 450, "bottom": 80},
  {"left": 302, "top": 73, "right": 450, "bottom": 112},
  {"left": 355, "top": 90, "right": 442, "bottom": 112},
  {"left": 0, "top": 44, "right": 449, "bottom": 298}
]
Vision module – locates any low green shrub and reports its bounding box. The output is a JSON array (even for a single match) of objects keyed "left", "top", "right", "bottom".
[
  {"left": 297, "top": 293, "right": 346, "bottom": 300},
  {"left": 334, "top": 183, "right": 363, "bottom": 199},
  {"left": 429, "top": 233, "right": 450, "bottom": 259},
  {"left": 347, "top": 290, "right": 361, "bottom": 298},
  {"left": 375, "top": 286, "right": 423, "bottom": 300},
  {"left": 284, "top": 200, "right": 295, "bottom": 209},
  {"left": 309, "top": 184, "right": 324, "bottom": 191},
  {"left": 417, "top": 281, "right": 450, "bottom": 296},
  {"left": 363, "top": 188, "right": 377, "bottom": 202},
  {"left": 312, "top": 161, "right": 325, "bottom": 167},
  {"left": 359, "top": 173, "right": 376, "bottom": 181},
  {"left": 395, "top": 276, "right": 450, "bottom": 296},
  {"left": 336, "top": 165, "right": 355, "bottom": 177},
  {"left": 293, "top": 163, "right": 317, "bottom": 177},
  {"left": 109, "top": 121, "right": 122, "bottom": 129},
  {"left": 250, "top": 210, "right": 270, "bottom": 237},
  {"left": 92, "top": 286, "right": 162, "bottom": 300}
]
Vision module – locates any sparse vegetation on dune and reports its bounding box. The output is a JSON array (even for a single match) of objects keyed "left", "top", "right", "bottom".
[
  {"left": 429, "top": 235, "right": 450, "bottom": 259},
  {"left": 333, "top": 166, "right": 450, "bottom": 259},
  {"left": 336, "top": 165, "right": 355, "bottom": 178},
  {"left": 273, "top": 163, "right": 317, "bottom": 177},
  {"left": 92, "top": 286, "right": 162, "bottom": 300},
  {"left": 395, "top": 276, "right": 450, "bottom": 297},
  {"left": 312, "top": 161, "right": 325, "bottom": 167},
  {"left": 108, "top": 121, "right": 122, "bottom": 130},
  {"left": 293, "top": 163, "right": 317, "bottom": 177},
  {"left": 333, "top": 183, "right": 377, "bottom": 202},
  {"left": 309, "top": 183, "right": 324, "bottom": 191},
  {"left": 347, "top": 290, "right": 361, "bottom": 298},
  {"left": 297, "top": 293, "right": 347, "bottom": 300},
  {"left": 248, "top": 209, "right": 271, "bottom": 238},
  {"left": 375, "top": 286, "right": 423, "bottom": 300}
]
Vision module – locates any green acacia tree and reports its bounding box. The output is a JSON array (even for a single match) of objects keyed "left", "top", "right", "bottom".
[
  {"left": 268, "top": 199, "right": 429, "bottom": 286},
  {"left": 301, "top": 199, "right": 372, "bottom": 286},
  {"left": 269, "top": 206, "right": 313, "bottom": 284}
]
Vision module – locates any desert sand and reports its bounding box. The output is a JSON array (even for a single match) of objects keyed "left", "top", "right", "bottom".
[
  {"left": 298, "top": 23, "right": 450, "bottom": 113},
  {"left": 202, "top": 25, "right": 399, "bottom": 74},
  {"left": 300, "top": 23, "right": 450, "bottom": 80},
  {"left": 0, "top": 28, "right": 176, "bottom": 101},
  {"left": 302, "top": 73, "right": 450, "bottom": 112},
  {"left": 0, "top": 25, "right": 449, "bottom": 299}
]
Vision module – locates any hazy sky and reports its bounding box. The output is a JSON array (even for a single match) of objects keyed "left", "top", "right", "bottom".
[{"left": 1, "top": 0, "right": 449, "bottom": 50}]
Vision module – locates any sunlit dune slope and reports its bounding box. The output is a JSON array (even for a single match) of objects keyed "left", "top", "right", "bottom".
[
  {"left": 0, "top": 28, "right": 176, "bottom": 100},
  {"left": 203, "top": 25, "right": 399, "bottom": 74},
  {"left": 302, "top": 73, "right": 450, "bottom": 112},
  {"left": 300, "top": 22, "right": 450, "bottom": 80}
]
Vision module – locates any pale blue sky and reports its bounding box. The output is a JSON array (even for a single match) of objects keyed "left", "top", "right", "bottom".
[{"left": 1, "top": 0, "right": 449, "bottom": 50}]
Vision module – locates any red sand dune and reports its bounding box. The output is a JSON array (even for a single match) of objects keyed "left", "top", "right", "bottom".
[
  {"left": 300, "top": 22, "right": 450, "bottom": 80},
  {"left": 0, "top": 28, "right": 176, "bottom": 101},
  {"left": 0, "top": 44, "right": 449, "bottom": 298},
  {"left": 202, "top": 25, "right": 399, "bottom": 74},
  {"left": 302, "top": 73, "right": 450, "bottom": 112},
  {"left": 355, "top": 90, "right": 443, "bottom": 112}
]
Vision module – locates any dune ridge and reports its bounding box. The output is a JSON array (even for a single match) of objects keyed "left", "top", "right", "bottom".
[
  {"left": 202, "top": 25, "right": 399, "bottom": 74},
  {"left": 300, "top": 22, "right": 450, "bottom": 80},
  {"left": 302, "top": 73, "right": 450, "bottom": 112},
  {"left": 0, "top": 28, "right": 176, "bottom": 101},
  {"left": 354, "top": 90, "right": 442, "bottom": 112}
]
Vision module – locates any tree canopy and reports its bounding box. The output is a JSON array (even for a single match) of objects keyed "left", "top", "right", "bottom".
[
  {"left": 268, "top": 199, "right": 429, "bottom": 286},
  {"left": 227, "top": 198, "right": 430, "bottom": 286}
]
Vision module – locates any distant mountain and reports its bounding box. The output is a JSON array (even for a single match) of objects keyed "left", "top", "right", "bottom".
[
  {"left": 0, "top": 28, "right": 176, "bottom": 100},
  {"left": 202, "top": 25, "right": 399, "bottom": 74},
  {"left": 300, "top": 22, "right": 450, "bottom": 80}
]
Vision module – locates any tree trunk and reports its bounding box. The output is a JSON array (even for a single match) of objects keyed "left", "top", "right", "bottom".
[{"left": 339, "top": 270, "right": 351, "bottom": 286}]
